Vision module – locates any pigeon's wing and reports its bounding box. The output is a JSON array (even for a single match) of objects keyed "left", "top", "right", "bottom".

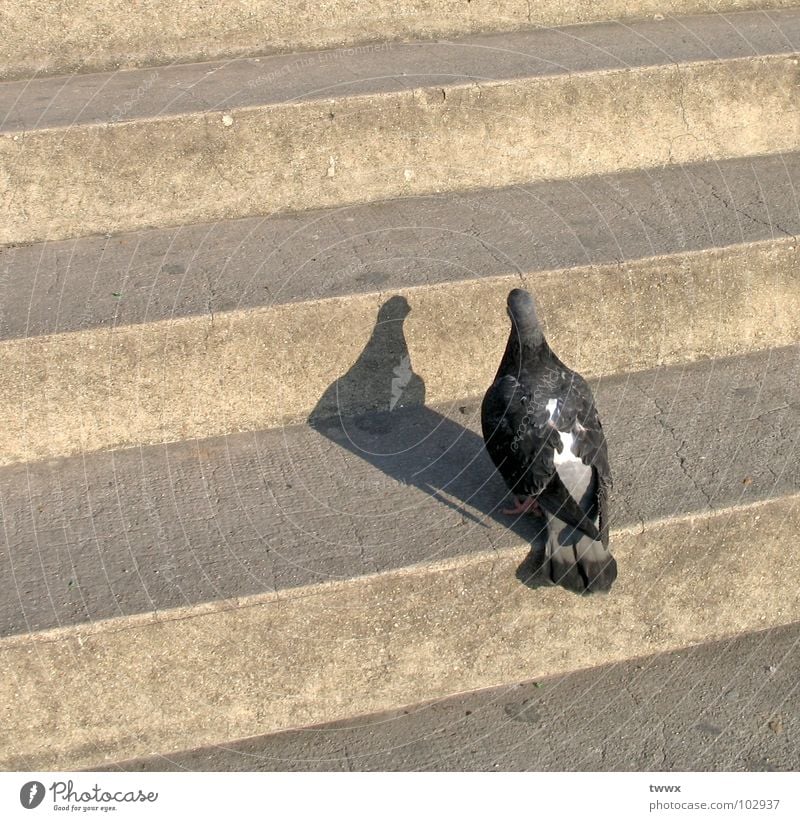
[
  {"left": 481, "top": 374, "right": 601, "bottom": 540},
  {"left": 551, "top": 369, "right": 612, "bottom": 546},
  {"left": 480, "top": 374, "right": 559, "bottom": 499}
]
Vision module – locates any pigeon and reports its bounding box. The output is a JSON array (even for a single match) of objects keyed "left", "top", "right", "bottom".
[{"left": 481, "top": 288, "right": 616, "bottom": 594}]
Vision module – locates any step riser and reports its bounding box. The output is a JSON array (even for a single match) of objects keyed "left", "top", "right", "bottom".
[
  {"left": 1, "top": 238, "right": 797, "bottom": 466},
  {"left": 3, "top": 56, "right": 798, "bottom": 245},
  {"left": 107, "top": 623, "right": 800, "bottom": 772},
  {"left": 2, "top": 494, "right": 798, "bottom": 770},
  {"left": 3, "top": 1, "right": 794, "bottom": 81}
]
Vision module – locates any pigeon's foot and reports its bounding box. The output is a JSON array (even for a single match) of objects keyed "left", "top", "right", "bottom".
[{"left": 502, "top": 496, "right": 542, "bottom": 516}]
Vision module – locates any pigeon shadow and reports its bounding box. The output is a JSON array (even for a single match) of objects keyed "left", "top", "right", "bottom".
[{"left": 307, "top": 294, "right": 551, "bottom": 588}]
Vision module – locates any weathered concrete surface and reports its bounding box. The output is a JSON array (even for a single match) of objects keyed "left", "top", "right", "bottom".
[
  {"left": 1, "top": 238, "right": 798, "bottom": 464},
  {"left": 1, "top": 2, "right": 795, "bottom": 80},
  {"left": 2, "top": 152, "right": 799, "bottom": 342},
  {"left": 108, "top": 622, "right": 800, "bottom": 772},
  {"left": 5, "top": 11, "right": 800, "bottom": 132},
  {"left": 2, "top": 14, "right": 799, "bottom": 244},
  {"left": 1, "top": 344, "right": 797, "bottom": 636},
  {"left": 1, "top": 493, "right": 799, "bottom": 771}
]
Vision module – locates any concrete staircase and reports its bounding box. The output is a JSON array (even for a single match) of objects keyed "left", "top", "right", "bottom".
[{"left": 1, "top": 1, "right": 798, "bottom": 770}]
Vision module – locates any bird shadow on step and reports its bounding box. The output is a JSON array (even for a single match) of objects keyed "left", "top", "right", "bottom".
[{"left": 307, "top": 294, "right": 551, "bottom": 589}]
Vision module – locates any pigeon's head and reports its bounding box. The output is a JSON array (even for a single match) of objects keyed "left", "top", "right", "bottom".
[{"left": 506, "top": 288, "right": 541, "bottom": 338}]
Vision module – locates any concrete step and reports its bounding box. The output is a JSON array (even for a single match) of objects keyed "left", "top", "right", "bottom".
[
  {"left": 105, "top": 621, "right": 800, "bottom": 772},
  {"left": 1, "top": 343, "right": 798, "bottom": 769},
  {"left": 2, "top": 153, "right": 799, "bottom": 465},
  {"left": 2, "top": 10, "right": 799, "bottom": 244},
  {"left": 2, "top": 1, "right": 798, "bottom": 777},
  {"left": 1, "top": 344, "right": 798, "bottom": 638},
  {"left": 3, "top": 1, "right": 794, "bottom": 81},
  {"left": 3, "top": 492, "right": 799, "bottom": 770}
]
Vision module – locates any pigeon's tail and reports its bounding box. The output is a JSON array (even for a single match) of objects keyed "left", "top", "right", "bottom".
[
  {"left": 542, "top": 459, "right": 617, "bottom": 594},
  {"left": 547, "top": 526, "right": 617, "bottom": 594}
]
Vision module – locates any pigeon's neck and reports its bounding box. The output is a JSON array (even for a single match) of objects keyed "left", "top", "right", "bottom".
[{"left": 496, "top": 326, "right": 547, "bottom": 379}]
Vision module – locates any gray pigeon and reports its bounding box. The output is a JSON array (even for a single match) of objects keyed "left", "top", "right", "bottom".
[{"left": 481, "top": 288, "right": 616, "bottom": 594}]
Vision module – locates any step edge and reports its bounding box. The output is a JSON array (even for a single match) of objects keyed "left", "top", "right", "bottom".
[
  {"left": 3, "top": 2, "right": 797, "bottom": 82},
  {"left": 2, "top": 231, "right": 795, "bottom": 348},
  {"left": 3, "top": 49, "right": 798, "bottom": 137},
  {"left": 3, "top": 490, "right": 794, "bottom": 651}
]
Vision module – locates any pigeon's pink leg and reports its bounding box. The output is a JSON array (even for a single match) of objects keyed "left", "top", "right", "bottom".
[{"left": 501, "top": 496, "right": 542, "bottom": 515}]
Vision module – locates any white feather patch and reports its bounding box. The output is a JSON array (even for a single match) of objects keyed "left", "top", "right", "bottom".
[{"left": 546, "top": 398, "right": 581, "bottom": 466}]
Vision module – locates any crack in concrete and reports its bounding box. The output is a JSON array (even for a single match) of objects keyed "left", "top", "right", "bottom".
[
  {"left": 665, "top": 130, "right": 702, "bottom": 166},
  {"left": 634, "top": 380, "right": 714, "bottom": 509},
  {"left": 698, "top": 175, "right": 796, "bottom": 239},
  {"left": 342, "top": 744, "right": 353, "bottom": 772},
  {"left": 465, "top": 226, "right": 517, "bottom": 272},
  {"left": 673, "top": 63, "right": 690, "bottom": 132},
  {"left": 747, "top": 404, "right": 791, "bottom": 422},
  {"left": 202, "top": 268, "right": 217, "bottom": 332},
  {"left": 600, "top": 186, "right": 675, "bottom": 240},
  {"left": 676, "top": 440, "right": 713, "bottom": 508},
  {"left": 201, "top": 115, "right": 240, "bottom": 192}
]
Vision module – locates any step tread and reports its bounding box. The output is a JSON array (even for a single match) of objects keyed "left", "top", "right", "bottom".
[
  {"left": 2, "top": 9, "right": 798, "bottom": 134},
  {"left": 2, "top": 344, "right": 797, "bottom": 637},
  {"left": 107, "top": 622, "right": 800, "bottom": 772},
  {"left": 1, "top": 152, "right": 798, "bottom": 341}
]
